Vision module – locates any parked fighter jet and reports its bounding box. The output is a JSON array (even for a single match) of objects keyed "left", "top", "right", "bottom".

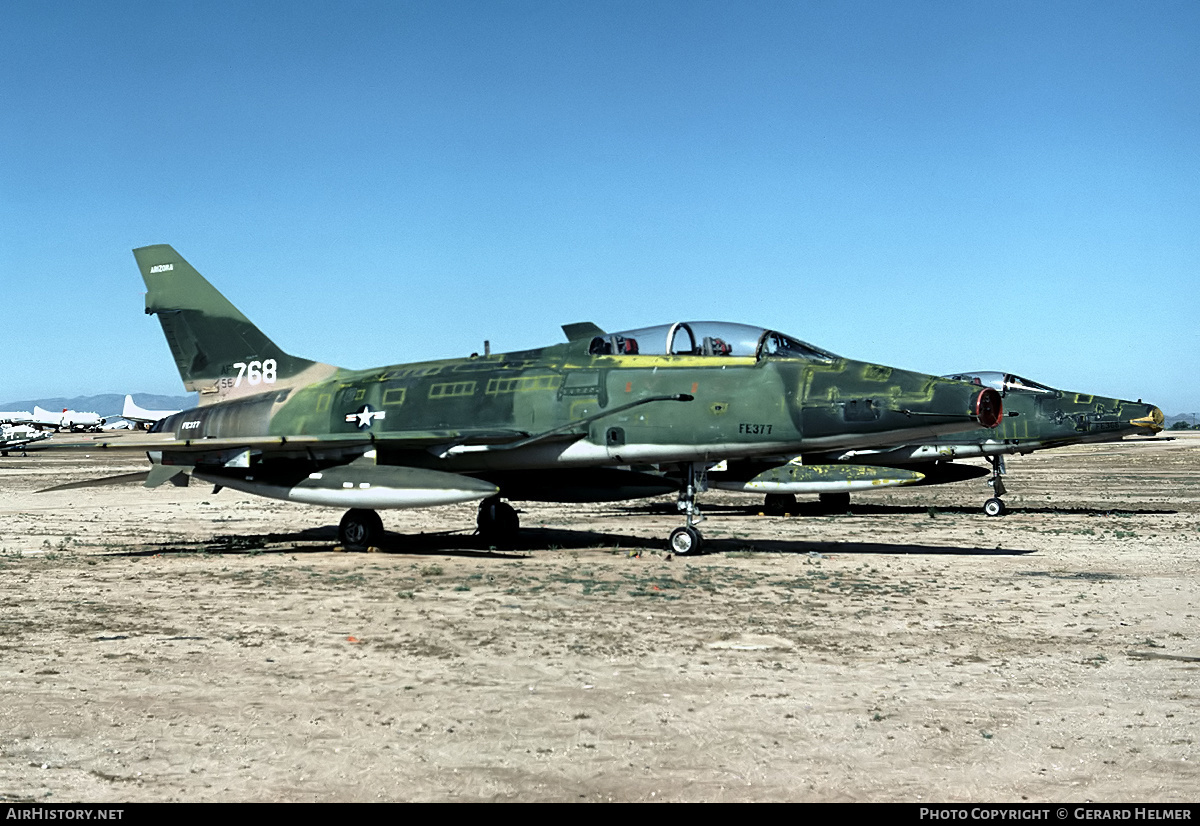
[
  {"left": 742, "top": 370, "right": 1162, "bottom": 516},
  {"left": 52, "top": 245, "right": 1003, "bottom": 554},
  {"left": 1, "top": 425, "right": 51, "bottom": 456},
  {"left": 121, "top": 395, "right": 182, "bottom": 429}
]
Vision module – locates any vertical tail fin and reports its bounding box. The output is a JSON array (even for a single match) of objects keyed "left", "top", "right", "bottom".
[{"left": 133, "top": 245, "right": 339, "bottom": 404}]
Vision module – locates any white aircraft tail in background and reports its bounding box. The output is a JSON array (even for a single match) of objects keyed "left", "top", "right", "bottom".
[{"left": 122, "top": 395, "right": 182, "bottom": 429}]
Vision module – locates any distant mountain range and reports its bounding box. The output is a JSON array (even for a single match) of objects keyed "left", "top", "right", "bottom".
[{"left": 0, "top": 393, "right": 197, "bottom": 419}]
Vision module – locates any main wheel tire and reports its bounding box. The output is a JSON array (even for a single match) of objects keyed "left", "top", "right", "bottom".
[
  {"left": 668, "top": 526, "right": 703, "bottom": 555},
  {"left": 983, "top": 497, "right": 1006, "bottom": 517},
  {"left": 819, "top": 492, "right": 851, "bottom": 513},
  {"left": 477, "top": 498, "right": 520, "bottom": 544},
  {"left": 763, "top": 493, "right": 796, "bottom": 516},
  {"left": 339, "top": 508, "right": 383, "bottom": 551}
]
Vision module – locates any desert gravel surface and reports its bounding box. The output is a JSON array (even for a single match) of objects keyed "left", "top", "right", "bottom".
[{"left": 1, "top": 434, "right": 1197, "bottom": 802}]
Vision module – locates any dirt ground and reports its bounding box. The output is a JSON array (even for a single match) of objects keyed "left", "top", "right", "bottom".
[{"left": 1, "top": 434, "right": 1197, "bottom": 802}]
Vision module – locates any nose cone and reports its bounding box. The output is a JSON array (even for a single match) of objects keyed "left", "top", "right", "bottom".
[{"left": 1129, "top": 405, "right": 1164, "bottom": 434}]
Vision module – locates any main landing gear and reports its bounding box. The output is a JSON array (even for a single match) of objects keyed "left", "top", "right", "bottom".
[
  {"left": 336, "top": 497, "right": 521, "bottom": 552},
  {"left": 762, "top": 491, "right": 850, "bottom": 516},
  {"left": 477, "top": 496, "right": 520, "bottom": 545},
  {"left": 818, "top": 491, "right": 851, "bottom": 513},
  {"left": 983, "top": 455, "right": 1007, "bottom": 517},
  {"left": 339, "top": 508, "right": 384, "bottom": 551},
  {"left": 763, "top": 493, "right": 796, "bottom": 516},
  {"left": 669, "top": 463, "right": 706, "bottom": 555}
]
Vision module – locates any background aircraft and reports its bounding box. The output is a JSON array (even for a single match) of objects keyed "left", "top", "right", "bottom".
[
  {"left": 121, "top": 394, "right": 182, "bottom": 429},
  {"left": 1, "top": 425, "right": 51, "bottom": 456},
  {"left": 51, "top": 245, "right": 1003, "bottom": 554},
  {"left": 29, "top": 406, "right": 105, "bottom": 432}
]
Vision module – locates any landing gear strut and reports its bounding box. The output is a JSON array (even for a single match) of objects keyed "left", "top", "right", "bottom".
[
  {"left": 984, "top": 456, "right": 1007, "bottom": 517},
  {"left": 339, "top": 508, "right": 384, "bottom": 551},
  {"left": 669, "top": 462, "right": 706, "bottom": 555},
  {"left": 477, "top": 496, "right": 520, "bottom": 545}
]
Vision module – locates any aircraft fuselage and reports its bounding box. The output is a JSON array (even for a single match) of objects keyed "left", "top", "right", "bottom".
[{"left": 155, "top": 345, "right": 997, "bottom": 477}]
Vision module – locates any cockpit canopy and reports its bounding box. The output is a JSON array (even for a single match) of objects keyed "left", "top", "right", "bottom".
[
  {"left": 587, "top": 321, "right": 839, "bottom": 362},
  {"left": 943, "top": 371, "right": 1059, "bottom": 395}
]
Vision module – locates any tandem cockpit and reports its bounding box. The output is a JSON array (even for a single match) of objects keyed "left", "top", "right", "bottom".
[
  {"left": 585, "top": 321, "right": 840, "bottom": 362},
  {"left": 942, "top": 371, "right": 1060, "bottom": 397}
]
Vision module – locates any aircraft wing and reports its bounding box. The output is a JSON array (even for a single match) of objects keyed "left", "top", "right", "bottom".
[{"left": 30, "top": 427, "right": 546, "bottom": 456}]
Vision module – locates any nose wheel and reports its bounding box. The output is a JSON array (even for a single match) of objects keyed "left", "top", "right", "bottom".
[
  {"left": 983, "top": 455, "right": 1008, "bottom": 517},
  {"left": 669, "top": 526, "right": 703, "bottom": 555}
]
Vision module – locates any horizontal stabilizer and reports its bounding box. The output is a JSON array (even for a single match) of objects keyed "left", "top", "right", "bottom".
[{"left": 38, "top": 471, "right": 151, "bottom": 493}]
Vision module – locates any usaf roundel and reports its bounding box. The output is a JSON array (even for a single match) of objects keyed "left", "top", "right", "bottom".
[{"left": 345, "top": 405, "right": 386, "bottom": 429}]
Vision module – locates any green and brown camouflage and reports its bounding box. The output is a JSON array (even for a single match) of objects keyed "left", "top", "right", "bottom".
[
  {"left": 97, "top": 245, "right": 1005, "bottom": 552},
  {"left": 134, "top": 245, "right": 338, "bottom": 400},
  {"left": 893, "top": 371, "right": 1161, "bottom": 456},
  {"left": 759, "top": 370, "right": 1163, "bottom": 516}
]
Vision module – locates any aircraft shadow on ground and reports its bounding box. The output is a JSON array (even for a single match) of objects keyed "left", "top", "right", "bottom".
[
  {"left": 624, "top": 502, "right": 1176, "bottom": 518},
  {"left": 114, "top": 522, "right": 1033, "bottom": 558},
  {"left": 94, "top": 499, "right": 1175, "bottom": 558}
]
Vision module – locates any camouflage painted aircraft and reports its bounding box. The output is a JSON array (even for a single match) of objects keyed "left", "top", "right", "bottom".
[
  {"left": 60, "top": 245, "right": 1006, "bottom": 554},
  {"left": 736, "top": 370, "right": 1162, "bottom": 517}
]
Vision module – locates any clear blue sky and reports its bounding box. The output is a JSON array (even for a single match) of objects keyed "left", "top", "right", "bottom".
[{"left": 3, "top": 1, "right": 1197, "bottom": 412}]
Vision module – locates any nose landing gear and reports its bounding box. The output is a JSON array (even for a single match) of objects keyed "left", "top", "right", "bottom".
[
  {"left": 669, "top": 462, "right": 707, "bottom": 554},
  {"left": 983, "top": 455, "right": 1007, "bottom": 516}
]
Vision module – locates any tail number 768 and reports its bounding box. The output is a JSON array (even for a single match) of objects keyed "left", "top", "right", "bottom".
[{"left": 231, "top": 359, "right": 278, "bottom": 387}]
